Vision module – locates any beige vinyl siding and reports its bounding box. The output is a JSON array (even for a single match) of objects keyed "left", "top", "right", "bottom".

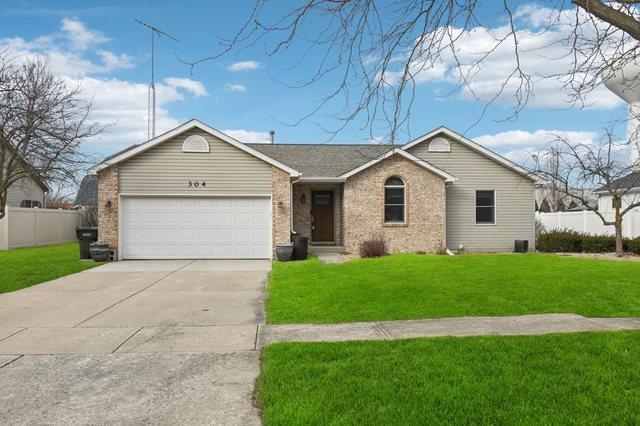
[
  {"left": 408, "top": 137, "right": 535, "bottom": 251},
  {"left": 5, "top": 178, "right": 45, "bottom": 207},
  {"left": 118, "top": 130, "right": 273, "bottom": 195}
]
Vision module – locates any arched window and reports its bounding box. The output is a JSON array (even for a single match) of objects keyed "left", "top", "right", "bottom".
[
  {"left": 182, "top": 134, "right": 210, "bottom": 153},
  {"left": 384, "top": 176, "right": 405, "bottom": 223},
  {"left": 428, "top": 137, "right": 450, "bottom": 152}
]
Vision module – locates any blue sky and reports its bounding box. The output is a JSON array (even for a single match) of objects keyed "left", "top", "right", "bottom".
[{"left": 0, "top": 0, "right": 629, "bottom": 164}]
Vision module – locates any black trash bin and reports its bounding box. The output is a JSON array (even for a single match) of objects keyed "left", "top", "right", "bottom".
[
  {"left": 76, "top": 227, "right": 98, "bottom": 259},
  {"left": 514, "top": 239, "right": 529, "bottom": 253},
  {"left": 293, "top": 235, "right": 309, "bottom": 260}
]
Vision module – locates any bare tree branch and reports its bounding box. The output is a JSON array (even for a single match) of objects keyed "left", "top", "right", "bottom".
[
  {"left": 532, "top": 127, "right": 640, "bottom": 256},
  {"left": 179, "top": 1, "right": 640, "bottom": 144},
  {"left": 0, "top": 52, "right": 102, "bottom": 219}
]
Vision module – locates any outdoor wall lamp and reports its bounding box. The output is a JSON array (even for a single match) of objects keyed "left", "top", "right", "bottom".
[
  {"left": 105, "top": 200, "right": 112, "bottom": 209},
  {"left": 301, "top": 193, "right": 307, "bottom": 204}
]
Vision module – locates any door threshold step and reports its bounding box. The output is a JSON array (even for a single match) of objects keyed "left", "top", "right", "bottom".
[{"left": 309, "top": 245, "right": 345, "bottom": 254}]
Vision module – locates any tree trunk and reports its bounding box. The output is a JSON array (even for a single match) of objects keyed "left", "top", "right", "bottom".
[{"left": 614, "top": 220, "right": 625, "bottom": 257}]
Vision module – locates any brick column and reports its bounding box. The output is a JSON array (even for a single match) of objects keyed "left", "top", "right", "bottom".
[
  {"left": 272, "top": 167, "right": 292, "bottom": 257},
  {"left": 97, "top": 166, "right": 119, "bottom": 251}
]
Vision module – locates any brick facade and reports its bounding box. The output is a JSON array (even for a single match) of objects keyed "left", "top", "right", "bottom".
[
  {"left": 342, "top": 154, "right": 446, "bottom": 254},
  {"left": 97, "top": 153, "right": 445, "bottom": 259},
  {"left": 97, "top": 166, "right": 119, "bottom": 251},
  {"left": 292, "top": 183, "right": 342, "bottom": 244},
  {"left": 272, "top": 167, "right": 292, "bottom": 255}
]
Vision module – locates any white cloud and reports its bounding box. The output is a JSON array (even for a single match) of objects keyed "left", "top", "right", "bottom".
[
  {"left": 384, "top": 5, "right": 623, "bottom": 110},
  {"left": 223, "top": 129, "right": 272, "bottom": 144},
  {"left": 474, "top": 129, "right": 599, "bottom": 163},
  {"left": 1, "top": 19, "right": 133, "bottom": 76},
  {"left": 227, "top": 60, "right": 263, "bottom": 72},
  {"left": 96, "top": 50, "right": 134, "bottom": 72},
  {"left": 61, "top": 17, "right": 109, "bottom": 51},
  {"left": 164, "top": 77, "right": 208, "bottom": 97},
  {"left": 224, "top": 83, "right": 247, "bottom": 93},
  {"left": 1, "top": 18, "right": 208, "bottom": 153}
]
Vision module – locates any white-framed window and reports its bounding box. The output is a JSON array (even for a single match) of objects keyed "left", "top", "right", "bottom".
[
  {"left": 182, "top": 134, "right": 210, "bottom": 153},
  {"left": 475, "top": 190, "right": 495, "bottom": 225},
  {"left": 20, "top": 200, "right": 42, "bottom": 208},
  {"left": 384, "top": 176, "right": 405, "bottom": 223},
  {"left": 428, "top": 137, "right": 451, "bottom": 152}
]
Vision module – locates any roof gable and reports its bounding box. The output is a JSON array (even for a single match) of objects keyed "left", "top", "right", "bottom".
[
  {"left": 401, "top": 126, "right": 536, "bottom": 181},
  {"left": 89, "top": 119, "right": 300, "bottom": 176},
  {"left": 339, "top": 148, "right": 457, "bottom": 182}
]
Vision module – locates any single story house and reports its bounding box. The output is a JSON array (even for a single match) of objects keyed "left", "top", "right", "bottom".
[
  {"left": 595, "top": 171, "right": 640, "bottom": 213},
  {"left": 89, "top": 119, "right": 536, "bottom": 260}
]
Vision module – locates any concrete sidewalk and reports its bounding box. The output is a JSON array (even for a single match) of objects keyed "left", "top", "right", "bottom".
[{"left": 258, "top": 314, "right": 640, "bottom": 346}]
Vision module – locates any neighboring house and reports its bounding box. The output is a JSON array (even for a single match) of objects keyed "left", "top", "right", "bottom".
[
  {"left": 534, "top": 183, "right": 597, "bottom": 212},
  {"left": 74, "top": 175, "right": 98, "bottom": 208},
  {"left": 90, "top": 119, "right": 536, "bottom": 260},
  {"left": 595, "top": 171, "right": 640, "bottom": 213},
  {"left": 5, "top": 176, "right": 47, "bottom": 208}
]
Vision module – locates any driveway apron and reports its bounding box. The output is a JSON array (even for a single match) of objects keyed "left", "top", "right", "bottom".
[{"left": 0, "top": 259, "right": 270, "bottom": 425}]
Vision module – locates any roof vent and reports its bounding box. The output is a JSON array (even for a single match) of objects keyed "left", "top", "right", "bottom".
[
  {"left": 428, "top": 137, "right": 451, "bottom": 152},
  {"left": 182, "top": 134, "right": 210, "bottom": 153}
]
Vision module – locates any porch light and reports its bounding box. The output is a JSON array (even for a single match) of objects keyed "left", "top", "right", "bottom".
[{"left": 301, "top": 194, "right": 307, "bottom": 204}]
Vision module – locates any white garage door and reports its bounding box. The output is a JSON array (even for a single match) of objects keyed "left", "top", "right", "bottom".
[{"left": 121, "top": 196, "right": 271, "bottom": 259}]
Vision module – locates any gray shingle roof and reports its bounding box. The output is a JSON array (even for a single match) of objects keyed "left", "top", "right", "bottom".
[
  {"left": 595, "top": 171, "right": 640, "bottom": 192},
  {"left": 97, "top": 142, "right": 395, "bottom": 178},
  {"left": 74, "top": 174, "right": 97, "bottom": 206},
  {"left": 247, "top": 144, "right": 393, "bottom": 177}
]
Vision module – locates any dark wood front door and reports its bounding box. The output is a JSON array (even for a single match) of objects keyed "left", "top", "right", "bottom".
[{"left": 311, "top": 191, "right": 334, "bottom": 242}]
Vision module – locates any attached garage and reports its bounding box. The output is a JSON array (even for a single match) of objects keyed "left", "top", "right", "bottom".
[
  {"left": 120, "top": 196, "right": 272, "bottom": 259},
  {"left": 91, "top": 120, "right": 299, "bottom": 260}
]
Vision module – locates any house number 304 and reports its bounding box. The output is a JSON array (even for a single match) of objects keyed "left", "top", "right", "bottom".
[{"left": 188, "top": 181, "right": 206, "bottom": 188}]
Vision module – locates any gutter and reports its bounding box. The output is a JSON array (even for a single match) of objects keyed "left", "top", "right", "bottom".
[{"left": 298, "top": 176, "right": 347, "bottom": 183}]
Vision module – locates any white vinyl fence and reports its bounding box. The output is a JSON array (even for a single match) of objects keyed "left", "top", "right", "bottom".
[
  {"left": 536, "top": 209, "right": 640, "bottom": 239},
  {"left": 0, "top": 206, "right": 82, "bottom": 250}
]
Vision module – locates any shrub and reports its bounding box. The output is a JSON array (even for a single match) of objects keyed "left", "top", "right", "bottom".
[
  {"left": 581, "top": 234, "right": 618, "bottom": 253},
  {"left": 535, "top": 219, "right": 546, "bottom": 243},
  {"left": 359, "top": 235, "right": 389, "bottom": 258},
  {"left": 537, "top": 230, "right": 583, "bottom": 253},
  {"left": 628, "top": 237, "right": 640, "bottom": 255},
  {"left": 538, "top": 230, "right": 629, "bottom": 253}
]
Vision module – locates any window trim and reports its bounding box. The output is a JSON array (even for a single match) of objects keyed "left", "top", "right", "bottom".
[
  {"left": 384, "top": 176, "right": 406, "bottom": 225},
  {"left": 475, "top": 189, "right": 496, "bottom": 226}
]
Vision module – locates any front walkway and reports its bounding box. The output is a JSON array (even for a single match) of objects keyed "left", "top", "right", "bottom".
[
  {"left": 258, "top": 313, "right": 640, "bottom": 346},
  {"left": 0, "top": 259, "right": 269, "bottom": 425}
]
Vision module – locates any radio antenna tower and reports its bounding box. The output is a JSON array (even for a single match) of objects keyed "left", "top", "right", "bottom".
[{"left": 135, "top": 19, "right": 180, "bottom": 140}]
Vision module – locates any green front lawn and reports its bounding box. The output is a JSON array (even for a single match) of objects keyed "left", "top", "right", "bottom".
[
  {"left": 259, "top": 331, "right": 640, "bottom": 424},
  {"left": 0, "top": 243, "right": 100, "bottom": 294},
  {"left": 267, "top": 253, "right": 640, "bottom": 324}
]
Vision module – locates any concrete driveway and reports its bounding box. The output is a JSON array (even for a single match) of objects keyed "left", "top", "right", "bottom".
[{"left": 0, "top": 259, "right": 270, "bottom": 424}]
